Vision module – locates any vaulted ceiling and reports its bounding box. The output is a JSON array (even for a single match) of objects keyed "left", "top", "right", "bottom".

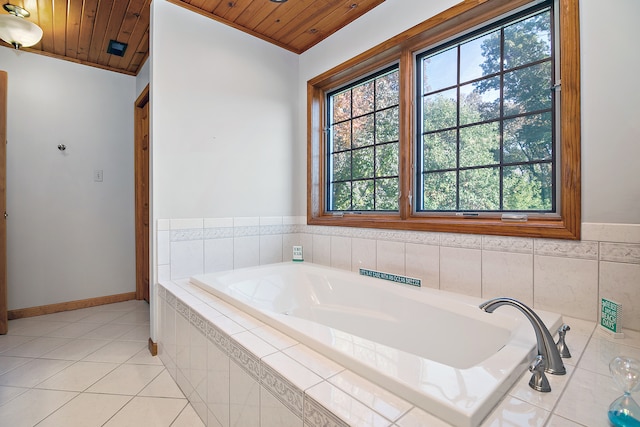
[{"left": 0, "top": 0, "right": 386, "bottom": 76}]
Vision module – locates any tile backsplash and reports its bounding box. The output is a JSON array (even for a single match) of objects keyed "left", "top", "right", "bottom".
[{"left": 156, "top": 217, "right": 640, "bottom": 331}]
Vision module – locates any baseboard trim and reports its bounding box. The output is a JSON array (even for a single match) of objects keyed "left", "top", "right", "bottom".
[
  {"left": 148, "top": 338, "right": 158, "bottom": 356},
  {"left": 7, "top": 292, "right": 137, "bottom": 320}
]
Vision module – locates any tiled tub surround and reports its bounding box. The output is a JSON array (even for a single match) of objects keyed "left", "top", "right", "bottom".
[
  {"left": 157, "top": 277, "right": 640, "bottom": 427},
  {"left": 189, "top": 262, "right": 563, "bottom": 427},
  {"left": 158, "top": 218, "right": 640, "bottom": 331},
  {"left": 155, "top": 218, "right": 640, "bottom": 425}
]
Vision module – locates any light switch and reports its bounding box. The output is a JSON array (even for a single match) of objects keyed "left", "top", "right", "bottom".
[{"left": 94, "top": 169, "right": 103, "bottom": 182}]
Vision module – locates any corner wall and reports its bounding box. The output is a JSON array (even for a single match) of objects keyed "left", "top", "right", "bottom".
[{"left": 150, "top": 0, "right": 299, "bottom": 220}]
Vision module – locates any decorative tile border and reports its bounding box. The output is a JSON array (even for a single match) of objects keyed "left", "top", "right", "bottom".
[
  {"left": 229, "top": 340, "right": 261, "bottom": 381},
  {"left": 202, "top": 225, "right": 300, "bottom": 240},
  {"left": 171, "top": 228, "right": 204, "bottom": 242},
  {"left": 401, "top": 230, "right": 440, "bottom": 246},
  {"left": 259, "top": 225, "right": 285, "bottom": 236},
  {"left": 166, "top": 291, "right": 176, "bottom": 308},
  {"left": 534, "top": 239, "right": 599, "bottom": 260},
  {"left": 206, "top": 320, "right": 230, "bottom": 354},
  {"left": 161, "top": 217, "right": 635, "bottom": 248},
  {"left": 371, "top": 230, "right": 410, "bottom": 243},
  {"left": 600, "top": 242, "right": 640, "bottom": 264},
  {"left": 204, "top": 227, "right": 234, "bottom": 239},
  {"left": 303, "top": 397, "right": 350, "bottom": 427},
  {"left": 176, "top": 299, "right": 189, "bottom": 319},
  {"left": 233, "top": 225, "right": 261, "bottom": 237},
  {"left": 261, "top": 363, "right": 304, "bottom": 418},
  {"left": 190, "top": 310, "right": 207, "bottom": 334},
  {"left": 440, "top": 233, "right": 483, "bottom": 249},
  {"left": 282, "top": 224, "right": 298, "bottom": 234},
  {"left": 482, "top": 236, "right": 533, "bottom": 254}
]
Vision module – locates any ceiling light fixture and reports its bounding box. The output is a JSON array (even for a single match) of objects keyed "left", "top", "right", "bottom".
[
  {"left": 107, "top": 39, "right": 128, "bottom": 57},
  {"left": 0, "top": 3, "right": 43, "bottom": 49}
]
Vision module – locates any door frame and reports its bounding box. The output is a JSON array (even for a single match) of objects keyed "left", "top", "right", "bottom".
[
  {"left": 135, "top": 85, "right": 150, "bottom": 301},
  {"left": 0, "top": 71, "right": 7, "bottom": 333}
]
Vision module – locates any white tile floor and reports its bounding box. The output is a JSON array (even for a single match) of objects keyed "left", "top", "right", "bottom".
[{"left": 0, "top": 300, "right": 205, "bottom": 427}]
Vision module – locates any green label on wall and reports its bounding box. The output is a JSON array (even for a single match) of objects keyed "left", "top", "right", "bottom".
[
  {"left": 359, "top": 268, "right": 421, "bottom": 287},
  {"left": 601, "top": 298, "right": 621, "bottom": 333}
]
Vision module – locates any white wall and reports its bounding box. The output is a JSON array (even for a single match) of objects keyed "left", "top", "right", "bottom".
[
  {"left": 1, "top": 48, "right": 136, "bottom": 310},
  {"left": 136, "top": 58, "right": 150, "bottom": 97},
  {"left": 579, "top": 0, "right": 640, "bottom": 223},
  {"left": 150, "top": 0, "right": 299, "bottom": 220},
  {"left": 297, "top": 0, "right": 640, "bottom": 225}
]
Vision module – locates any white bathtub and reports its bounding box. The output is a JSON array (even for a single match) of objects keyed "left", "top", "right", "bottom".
[{"left": 190, "top": 262, "right": 562, "bottom": 427}]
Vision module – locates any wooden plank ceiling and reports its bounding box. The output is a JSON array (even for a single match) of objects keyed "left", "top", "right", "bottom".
[{"left": 0, "top": 0, "right": 386, "bottom": 76}]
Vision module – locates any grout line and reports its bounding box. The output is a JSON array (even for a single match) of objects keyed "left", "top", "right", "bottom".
[
  {"left": 167, "top": 400, "right": 192, "bottom": 426},
  {"left": 0, "top": 301, "right": 183, "bottom": 427},
  {"left": 98, "top": 394, "right": 136, "bottom": 427},
  {"left": 541, "top": 328, "right": 597, "bottom": 426}
]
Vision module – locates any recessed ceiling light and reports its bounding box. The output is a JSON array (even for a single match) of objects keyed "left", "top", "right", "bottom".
[{"left": 107, "top": 40, "right": 128, "bottom": 57}]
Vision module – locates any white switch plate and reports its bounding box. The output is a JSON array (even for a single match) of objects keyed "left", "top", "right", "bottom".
[{"left": 94, "top": 169, "right": 103, "bottom": 182}]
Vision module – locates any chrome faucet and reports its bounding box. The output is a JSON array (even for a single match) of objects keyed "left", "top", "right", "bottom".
[
  {"left": 529, "top": 355, "right": 551, "bottom": 392},
  {"left": 479, "top": 297, "right": 566, "bottom": 375},
  {"left": 556, "top": 324, "right": 572, "bottom": 358}
]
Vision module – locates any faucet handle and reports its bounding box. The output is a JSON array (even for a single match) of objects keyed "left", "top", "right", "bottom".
[
  {"left": 556, "top": 324, "right": 572, "bottom": 358},
  {"left": 529, "top": 355, "right": 551, "bottom": 392}
]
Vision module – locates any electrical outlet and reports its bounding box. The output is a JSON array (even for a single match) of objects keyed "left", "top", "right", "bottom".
[{"left": 94, "top": 169, "right": 103, "bottom": 182}]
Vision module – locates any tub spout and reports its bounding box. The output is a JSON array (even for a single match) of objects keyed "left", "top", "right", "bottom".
[{"left": 479, "top": 297, "right": 566, "bottom": 375}]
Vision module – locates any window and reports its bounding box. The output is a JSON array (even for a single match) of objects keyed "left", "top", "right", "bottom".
[
  {"left": 417, "top": 5, "right": 554, "bottom": 213},
  {"left": 308, "top": 0, "right": 580, "bottom": 239},
  {"left": 327, "top": 66, "right": 400, "bottom": 212}
]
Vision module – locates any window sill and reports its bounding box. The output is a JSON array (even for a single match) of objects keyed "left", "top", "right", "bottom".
[{"left": 307, "top": 213, "right": 579, "bottom": 240}]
